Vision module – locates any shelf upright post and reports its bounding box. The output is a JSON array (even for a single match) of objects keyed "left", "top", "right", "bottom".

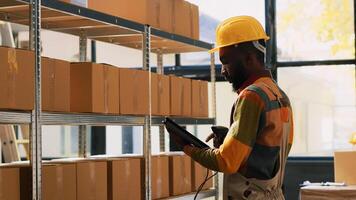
[
  {"left": 29, "top": 0, "right": 42, "bottom": 199},
  {"left": 78, "top": 30, "right": 88, "bottom": 158},
  {"left": 79, "top": 30, "right": 87, "bottom": 62},
  {"left": 143, "top": 25, "right": 152, "bottom": 200},
  {"left": 210, "top": 52, "right": 219, "bottom": 200},
  {"left": 156, "top": 51, "right": 165, "bottom": 152}
]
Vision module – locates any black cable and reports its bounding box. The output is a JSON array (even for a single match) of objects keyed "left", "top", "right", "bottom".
[{"left": 194, "top": 169, "right": 218, "bottom": 200}]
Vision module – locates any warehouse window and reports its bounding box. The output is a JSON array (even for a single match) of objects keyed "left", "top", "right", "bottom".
[
  {"left": 278, "top": 66, "right": 356, "bottom": 156},
  {"left": 275, "top": 0, "right": 356, "bottom": 156},
  {"left": 276, "top": 0, "right": 355, "bottom": 61}
]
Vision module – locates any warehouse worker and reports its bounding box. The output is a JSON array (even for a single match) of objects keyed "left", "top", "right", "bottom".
[{"left": 173, "top": 16, "right": 294, "bottom": 200}]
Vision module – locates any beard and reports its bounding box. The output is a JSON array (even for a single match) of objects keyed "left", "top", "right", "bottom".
[{"left": 224, "top": 61, "right": 248, "bottom": 92}]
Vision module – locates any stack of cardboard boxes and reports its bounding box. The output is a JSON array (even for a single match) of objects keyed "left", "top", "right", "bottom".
[
  {"left": 299, "top": 151, "right": 356, "bottom": 200},
  {"left": 0, "top": 154, "right": 213, "bottom": 199},
  {"left": 168, "top": 152, "right": 192, "bottom": 196},
  {"left": 334, "top": 151, "right": 356, "bottom": 185},
  {"left": 0, "top": 47, "right": 34, "bottom": 111},
  {"left": 0, "top": 46, "right": 209, "bottom": 118},
  {"left": 60, "top": 0, "right": 200, "bottom": 39},
  {"left": 0, "top": 47, "right": 71, "bottom": 112}
]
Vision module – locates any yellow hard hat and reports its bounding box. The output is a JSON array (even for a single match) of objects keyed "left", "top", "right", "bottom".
[
  {"left": 209, "top": 16, "right": 270, "bottom": 53},
  {"left": 350, "top": 132, "right": 356, "bottom": 145}
]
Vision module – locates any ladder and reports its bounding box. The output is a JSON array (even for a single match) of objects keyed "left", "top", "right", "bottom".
[{"left": 0, "top": 125, "right": 30, "bottom": 163}]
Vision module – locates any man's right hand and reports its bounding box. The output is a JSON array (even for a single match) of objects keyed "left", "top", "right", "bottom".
[
  {"left": 206, "top": 126, "right": 229, "bottom": 148},
  {"left": 205, "top": 133, "right": 226, "bottom": 148}
]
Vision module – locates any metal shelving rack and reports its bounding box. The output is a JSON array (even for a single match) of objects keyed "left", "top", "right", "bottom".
[{"left": 0, "top": 0, "right": 218, "bottom": 199}]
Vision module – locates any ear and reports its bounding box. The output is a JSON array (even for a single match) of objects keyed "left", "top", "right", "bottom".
[{"left": 244, "top": 51, "right": 255, "bottom": 67}]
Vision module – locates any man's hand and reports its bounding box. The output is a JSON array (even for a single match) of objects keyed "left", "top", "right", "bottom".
[
  {"left": 206, "top": 126, "right": 229, "bottom": 148},
  {"left": 205, "top": 133, "right": 225, "bottom": 148}
]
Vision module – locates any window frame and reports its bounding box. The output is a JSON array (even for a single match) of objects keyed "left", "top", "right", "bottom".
[
  {"left": 266, "top": 0, "right": 356, "bottom": 157},
  {"left": 265, "top": 0, "right": 356, "bottom": 79}
]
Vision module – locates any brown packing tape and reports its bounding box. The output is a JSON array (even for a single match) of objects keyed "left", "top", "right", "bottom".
[
  {"left": 153, "top": 0, "right": 160, "bottom": 28},
  {"left": 103, "top": 67, "right": 109, "bottom": 114},
  {"left": 157, "top": 1, "right": 161, "bottom": 28},
  {"left": 180, "top": 78, "right": 184, "bottom": 116},
  {"left": 179, "top": 156, "right": 186, "bottom": 193},
  {"left": 157, "top": 157, "right": 162, "bottom": 198},
  {"left": 56, "top": 165, "right": 64, "bottom": 199},
  {"left": 89, "top": 161, "right": 97, "bottom": 199},
  {"left": 169, "top": 156, "right": 173, "bottom": 195},
  {"left": 199, "top": 81, "right": 203, "bottom": 116},
  {"left": 183, "top": 156, "right": 189, "bottom": 192},
  {"left": 7, "top": 49, "right": 18, "bottom": 107},
  {"left": 124, "top": 159, "right": 131, "bottom": 177},
  {"left": 172, "top": 0, "right": 176, "bottom": 33},
  {"left": 7, "top": 48, "right": 18, "bottom": 73},
  {"left": 189, "top": 4, "right": 194, "bottom": 38},
  {"left": 158, "top": 76, "right": 162, "bottom": 114},
  {"left": 49, "top": 59, "right": 56, "bottom": 110},
  {"left": 133, "top": 70, "right": 139, "bottom": 114},
  {"left": 191, "top": 159, "right": 195, "bottom": 191}
]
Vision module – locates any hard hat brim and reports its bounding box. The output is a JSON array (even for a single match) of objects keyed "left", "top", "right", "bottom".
[
  {"left": 208, "top": 43, "right": 235, "bottom": 54},
  {"left": 208, "top": 36, "right": 270, "bottom": 54}
]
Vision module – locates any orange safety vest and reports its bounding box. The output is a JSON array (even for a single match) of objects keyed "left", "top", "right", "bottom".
[{"left": 224, "top": 78, "right": 293, "bottom": 200}]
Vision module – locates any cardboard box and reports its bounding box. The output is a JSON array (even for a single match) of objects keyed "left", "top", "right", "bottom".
[
  {"left": 168, "top": 153, "right": 192, "bottom": 196},
  {"left": 70, "top": 62, "right": 119, "bottom": 114},
  {"left": 0, "top": 166, "right": 22, "bottom": 200},
  {"left": 190, "top": 3, "right": 200, "bottom": 40},
  {"left": 77, "top": 160, "right": 107, "bottom": 200},
  {"left": 119, "top": 68, "right": 149, "bottom": 115},
  {"left": 88, "top": 0, "right": 198, "bottom": 38},
  {"left": 0, "top": 47, "right": 34, "bottom": 111},
  {"left": 42, "top": 57, "right": 70, "bottom": 112},
  {"left": 103, "top": 64, "right": 120, "bottom": 114},
  {"left": 170, "top": 76, "right": 192, "bottom": 117},
  {"left": 192, "top": 161, "right": 213, "bottom": 191},
  {"left": 70, "top": 62, "right": 104, "bottom": 113},
  {"left": 152, "top": 154, "right": 169, "bottom": 199},
  {"left": 0, "top": 163, "right": 36, "bottom": 200},
  {"left": 59, "top": 0, "right": 87, "bottom": 7},
  {"left": 42, "top": 164, "right": 77, "bottom": 200},
  {"left": 89, "top": 0, "right": 163, "bottom": 27},
  {"left": 173, "top": 0, "right": 191, "bottom": 38},
  {"left": 147, "top": 0, "right": 160, "bottom": 28},
  {"left": 88, "top": 0, "right": 148, "bottom": 25},
  {"left": 334, "top": 151, "right": 356, "bottom": 185},
  {"left": 0, "top": 162, "right": 76, "bottom": 200},
  {"left": 300, "top": 185, "right": 356, "bottom": 200},
  {"left": 152, "top": 73, "right": 170, "bottom": 116},
  {"left": 191, "top": 80, "right": 209, "bottom": 117},
  {"left": 109, "top": 157, "right": 142, "bottom": 200},
  {"left": 159, "top": 0, "right": 174, "bottom": 33},
  {"left": 51, "top": 158, "right": 108, "bottom": 200},
  {"left": 89, "top": 155, "right": 143, "bottom": 200}
]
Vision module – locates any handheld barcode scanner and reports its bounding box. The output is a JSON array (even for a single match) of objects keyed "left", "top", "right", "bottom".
[{"left": 211, "top": 126, "right": 228, "bottom": 136}]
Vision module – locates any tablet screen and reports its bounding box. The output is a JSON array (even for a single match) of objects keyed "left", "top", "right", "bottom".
[{"left": 163, "top": 117, "right": 210, "bottom": 149}]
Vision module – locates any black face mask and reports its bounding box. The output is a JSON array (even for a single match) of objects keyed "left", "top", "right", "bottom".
[{"left": 230, "top": 60, "right": 248, "bottom": 92}]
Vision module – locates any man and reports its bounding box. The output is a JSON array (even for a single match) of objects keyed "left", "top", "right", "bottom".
[{"left": 174, "top": 16, "right": 294, "bottom": 200}]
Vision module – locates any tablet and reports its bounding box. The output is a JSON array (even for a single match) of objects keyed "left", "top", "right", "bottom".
[{"left": 163, "top": 117, "right": 210, "bottom": 149}]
